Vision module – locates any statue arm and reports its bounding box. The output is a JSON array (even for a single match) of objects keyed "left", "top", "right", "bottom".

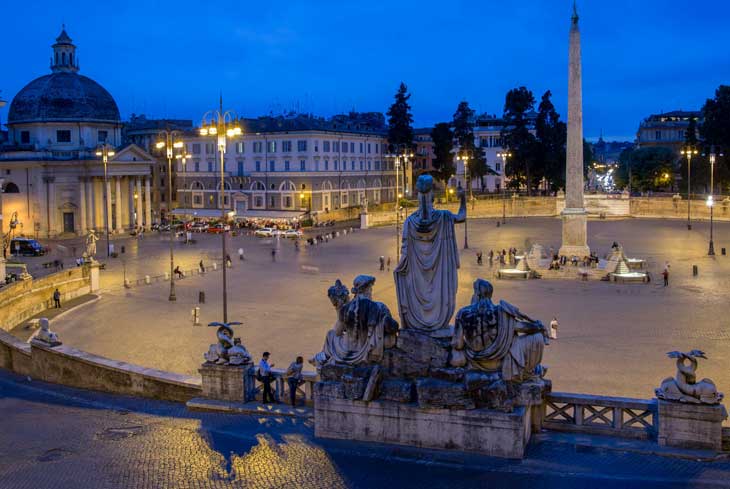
[{"left": 452, "top": 189, "right": 467, "bottom": 223}]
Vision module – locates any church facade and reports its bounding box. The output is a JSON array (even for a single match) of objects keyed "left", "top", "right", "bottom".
[{"left": 0, "top": 28, "right": 155, "bottom": 238}]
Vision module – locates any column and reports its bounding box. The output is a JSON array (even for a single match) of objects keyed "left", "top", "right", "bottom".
[
  {"left": 78, "top": 178, "right": 87, "bottom": 235},
  {"left": 115, "top": 176, "right": 123, "bottom": 233},
  {"left": 135, "top": 177, "right": 142, "bottom": 230},
  {"left": 46, "top": 178, "right": 56, "bottom": 237},
  {"left": 86, "top": 178, "right": 95, "bottom": 230},
  {"left": 144, "top": 177, "right": 152, "bottom": 230},
  {"left": 105, "top": 178, "right": 113, "bottom": 236},
  {"left": 94, "top": 178, "right": 104, "bottom": 230}
]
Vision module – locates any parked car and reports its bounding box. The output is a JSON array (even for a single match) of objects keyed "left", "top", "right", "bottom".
[
  {"left": 207, "top": 224, "right": 231, "bottom": 234},
  {"left": 254, "top": 227, "right": 278, "bottom": 237},
  {"left": 189, "top": 222, "right": 209, "bottom": 232},
  {"left": 281, "top": 229, "right": 303, "bottom": 239},
  {"left": 10, "top": 238, "right": 46, "bottom": 256}
]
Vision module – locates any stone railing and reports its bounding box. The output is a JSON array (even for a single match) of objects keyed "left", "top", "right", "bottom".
[
  {"left": 245, "top": 367, "right": 319, "bottom": 405},
  {"left": 544, "top": 392, "right": 657, "bottom": 440}
]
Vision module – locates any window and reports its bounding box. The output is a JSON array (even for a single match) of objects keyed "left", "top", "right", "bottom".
[
  {"left": 334, "top": 160, "right": 339, "bottom": 170},
  {"left": 314, "top": 141, "right": 319, "bottom": 152},
  {"left": 350, "top": 142, "right": 355, "bottom": 152},
  {"left": 360, "top": 161, "right": 364, "bottom": 170},
  {"left": 351, "top": 161, "right": 355, "bottom": 171},
  {"left": 375, "top": 144, "right": 379, "bottom": 154},
  {"left": 300, "top": 159, "right": 306, "bottom": 171},
  {"left": 268, "top": 140, "right": 277, "bottom": 152},
  {"left": 323, "top": 141, "right": 330, "bottom": 152},
  {"left": 193, "top": 195, "right": 203, "bottom": 205},
  {"left": 269, "top": 160, "right": 275, "bottom": 172},
  {"left": 255, "top": 160, "right": 261, "bottom": 172},
  {"left": 208, "top": 161, "right": 214, "bottom": 172},
  {"left": 194, "top": 161, "right": 200, "bottom": 172},
  {"left": 253, "top": 141, "right": 263, "bottom": 153},
  {"left": 342, "top": 142, "right": 348, "bottom": 153},
  {"left": 480, "top": 137, "right": 488, "bottom": 148},
  {"left": 3, "top": 182, "right": 19, "bottom": 193},
  {"left": 192, "top": 143, "right": 201, "bottom": 154},
  {"left": 375, "top": 160, "right": 380, "bottom": 170},
  {"left": 496, "top": 162, "right": 501, "bottom": 171},
  {"left": 368, "top": 161, "right": 371, "bottom": 170},
  {"left": 255, "top": 196, "right": 263, "bottom": 207},
  {"left": 360, "top": 142, "right": 363, "bottom": 153},
  {"left": 206, "top": 143, "right": 215, "bottom": 154},
  {"left": 56, "top": 130, "right": 71, "bottom": 143},
  {"left": 284, "top": 160, "right": 290, "bottom": 171},
  {"left": 333, "top": 141, "right": 340, "bottom": 152},
  {"left": 237, "top": 161, "right": 244, "bottom": 176},
  {"left": 282, "top": 140, "right": 292, "bottom": 152},
  {"left": 20, "top": 131, "right": 30, "bottom": 144},
  {"left": 270, "top": 197, "right": 275, "bottom": 207},
  {"left": 98, "top": 130, "right": 108, "bottom": 143},
  {"left": 324, "top": 160, "right": 329, "bottom": 171},
  {"left": 236, "top": 142, "right": 244, "bottom": 153},
  {"left": 284, "top": 196, "right": 292, "bottom": 208},
  {"left": 368, "top": 143, "right": 371, "bottom": 154},
  {"left": 655, "top": 130, "right": 661, "bottom": 141},
  {"left": 297, "top": 140, "right": 307, "bottom": 152}
]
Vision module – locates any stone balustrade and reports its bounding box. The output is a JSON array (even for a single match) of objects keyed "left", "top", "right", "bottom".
[{"left": 245, "top": 367, "right": 318, "bottom": 405}]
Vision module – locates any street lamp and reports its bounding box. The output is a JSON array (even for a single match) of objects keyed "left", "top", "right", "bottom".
[
  {"left": 155, "top": 131, "right": 185, "bottom": 301},
  {"left": 497, "top": 151, "right": 512, "bottom": 224},
  {"left": 680, "top": 146, "right": 698, "bottom": 230},
  {"left": 705, "top": 148, "right": 724, "bottom": 256},
  {"left": 95, "top": 144, "right": 115, "bottom": 257},
  {"left": 200, "top": 98, "right": 242, "bottom": 323},
  {"left": 385, "top": 146, "right": 414, "bottom": 262},
  {"left": 456, "top": 152, "right": 471, "bottom": 249}
]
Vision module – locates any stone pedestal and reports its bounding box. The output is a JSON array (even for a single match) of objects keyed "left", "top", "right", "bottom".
[
  {"left": 314, "top": 394, "right": 533, "bottom": 459},
  {"left": 199, "top": 363, "right": 250, "bottom": 403},
  {"left": 360, "top": 212, "right": 369, "bottom": 230},
  {"left": 658, "top": 400, "right": 728, "bottom": 451},
  {"left": 559, "top": 209, "right": 590, "bottom": 258},
  {"left": 0, "top": 257, "right": 5, "bottom": 283}
]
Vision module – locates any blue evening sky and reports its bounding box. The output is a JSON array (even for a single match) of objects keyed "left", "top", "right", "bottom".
[{"left": 3, "top": 0, "right": 729, "bottom": 141}]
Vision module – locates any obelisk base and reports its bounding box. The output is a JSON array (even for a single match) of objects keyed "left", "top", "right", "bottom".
[{"left": 559, "top": 208, "right": 590, "bottom": 258}]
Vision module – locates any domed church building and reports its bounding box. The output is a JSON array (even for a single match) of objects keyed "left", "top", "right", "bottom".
[{"left": 0, "top": 27, "right": 155, "bottom": 238}]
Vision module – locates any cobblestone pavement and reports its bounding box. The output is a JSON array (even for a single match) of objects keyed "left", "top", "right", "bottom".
[
  {"left": 44, "top": 218, "right": 730, "bottom": 406},
  {"left": 1, "top": 369, "right": 729, "bottom": 489}
]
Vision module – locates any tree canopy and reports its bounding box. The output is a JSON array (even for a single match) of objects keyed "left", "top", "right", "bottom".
[
  {"left": 501, "top": 87, "right": 538, "bottom": 193},
  {"left": 386, "top": 82, "right": 415, "bottom": 152},
  {"left": 430, "top": 122, "right": 455, "bottom": 184},
  {"left": 452, "top": 101, "right": 488, "bottom": 184},
  {"left": 616, "top": 147, "right": 675, "bottom": 192},
  {"left": 535, "top": 90, "right": 567, "bottom": 191}
]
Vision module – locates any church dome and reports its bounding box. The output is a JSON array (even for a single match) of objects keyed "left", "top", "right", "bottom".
[{"left": 7, "top": 27, "right": 120, "bottom": 125}]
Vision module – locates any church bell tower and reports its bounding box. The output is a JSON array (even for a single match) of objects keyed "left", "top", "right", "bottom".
[{"left": 50, "top": 25, "right": 79, "bottom": 73}]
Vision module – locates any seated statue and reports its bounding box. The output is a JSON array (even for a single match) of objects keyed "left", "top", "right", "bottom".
[
  {"left": 204, "top": 322, "right": 242, "bottom": 365},
  {"left": 310, "top": 276, "right": 398, "bottom": 369},
  {"left": 451, "top": 279, "right": 548, "bottom": 383},
  {"left": 227, "top": 338, "right": 252, "bottom": 366},
  {"left": 656, "top": 350, "right": 724, "bottom": 405},
  {"left": 34, "top": 318, "right": 61, "bottom": 346}
]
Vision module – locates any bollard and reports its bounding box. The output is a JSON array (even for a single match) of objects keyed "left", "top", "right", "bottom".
[
  {"left": 693, "top": 265, "right": 698, "bottom": 276},
  {"left": 121, "top": 245, "right": 125, "bottom": 254},
  {"left": 192, "top": 306, "right": 200, "bottom": 325},
  {"left": 164, "top": 272, "right": 170, "bottom": 280},
  {"left": 124, "top": 279, "right": 131, "bottom": 289},
  {"left": 199, "top": 291, "right": 205, "bottom": 304},
  {"left": 722, "top": 248, "right": 726, "bottom": 256},
  {"left": 212, "top": 262, "right": 218, "bottom": 271},
  {"left": 144, "top": 275, "right": 151, "bottom": 284}
]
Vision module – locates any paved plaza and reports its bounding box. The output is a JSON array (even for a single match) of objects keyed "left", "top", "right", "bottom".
[
  {"left": 1, "top": 369, "right": 729, "bottom": 489},
  {"left": 35, "top": 217, "right": 730, "bottom": 402}
]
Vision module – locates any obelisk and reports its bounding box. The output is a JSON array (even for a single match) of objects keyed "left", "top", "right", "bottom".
[{"left": 559, "top": 1, "right": 590, "bottom": 258}]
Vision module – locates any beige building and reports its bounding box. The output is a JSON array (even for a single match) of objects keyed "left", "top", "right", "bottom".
[{"left": 0, "top": 28, "right": 155, "bottom": 238}]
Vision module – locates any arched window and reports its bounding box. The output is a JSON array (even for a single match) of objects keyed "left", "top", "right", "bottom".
[
  {"left": 356, "top": 179, "right": 366, "bottom": 189},
  {"left": 250, "top": 181, "right": 266, "bottom": 191},
  {"left": 69, "top": 53, "right": 73, "bottom": 65},
  {"left": 191, "top": 181, "right": 205, "bottom": 190},
  {"left": 216, "top": 181, "right": 232, "bottom": 190},
  {"left": 279, "top": 180, "right": 296, "bottom": 191},
  {"left": 373, "top": 179, "right": 382, "bottom": 188},
  {"left": 3, "top": 182, "right": 20, "bottom": 193},
  {"left": 62, "top": 52, "right": 66, "bottom": 64},
  {"left": 322, "top": 180, "right": 333, "bottom": 191}
]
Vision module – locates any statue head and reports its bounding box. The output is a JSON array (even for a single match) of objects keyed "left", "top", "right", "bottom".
[
  {"left": 351, "top": 274, "right": 376, "bottom": 299},
  {"left": 415, "top": 175, "right": 435, "bottom": 219},
  {"left": 416, "top": 174, "right": 434, "bottom": 194},
  {"left": 473, "top": 279, "right": 494, "bottom": 300},
  {"left": 328, "top": 279, "right": 350, "bottom": 308}
]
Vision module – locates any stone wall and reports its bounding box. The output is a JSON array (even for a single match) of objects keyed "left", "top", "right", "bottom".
[
  {"left": 0, "top": 267, "right": 93, "bottom": 332},
  {"left": 631, "top": 197, "right": 730, "bottom": 222}
]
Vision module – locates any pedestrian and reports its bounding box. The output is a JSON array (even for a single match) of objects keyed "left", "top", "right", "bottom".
[
  {"left": 285, "top": 356, "right": 304, "bottom": 407},
  {"left": 52, "top": 288, "right": 61, "bottom": 309},
  {"left": 476, "top": 251, "right": 483, "bottom": 266},
  {"left": 387, "top": 257, "right": 391, "bottom": 272},
  {"left": 258, "top": 352, "right": 275, "bottom": 404},
  {"left": 663, "top": 268, "right": 669, "bottom": 287},
  {"left": 225, "top": 254, "right": 232, "bottom": 268},
  {"left": 379, "top": 256, "right": 385, "bottom": 271},
  {"left": 238, "top": 247, "right": 245, "bottom": 260},
  {"left": 549, "top": 317, "right": 559, "bottom": 339},
  {"left": 294, "top": 240, "right": 300, "bottom": 251},
  {"left": 174, "top": 265, "right": 184, "bottom": 279},
  {"left": 199, "top": 260, "right": 205, "bottom": 273},
  {"left": 488, "top": 250, "right": 494, "bottom": 267},
  {"left": 271, "top": 248, "right": 277, "bottom": 262}
]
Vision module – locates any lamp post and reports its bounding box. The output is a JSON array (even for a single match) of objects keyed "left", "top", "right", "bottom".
[
  {"left": 385, "top": 146, "right": 413, "bottom": 262},
  {"left": 95, "top": 144, "right": 115, "bottom": 257},
  {"left": 497, "top": 151, "right": 512, "bottom": 224},
  {"left": 200, "top": 98, "right": 242, "bottom": 323},
  {"left": 457, "top": 152, "right": 471, "bottom": 249},
  {"left": 706, "top": 148, "right": 724, "bottom": 256},
  {"left": 155, "top": 131, "right": 185, "bottom": 301},
  {"left": 681, "top": 146, "right": 698, "bottom": 230}
]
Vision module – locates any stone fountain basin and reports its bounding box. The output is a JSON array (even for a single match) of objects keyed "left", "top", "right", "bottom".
[
  {"left": 497, "top": 269, "right": 530, "bottom": 279},
  {"left": 610, "top": 272, "right": 648, "bottom": 283}
]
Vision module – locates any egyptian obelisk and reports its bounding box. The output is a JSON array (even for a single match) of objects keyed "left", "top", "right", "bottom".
[{"left": 559, "top": 1, "right": 590, "bottom": 258}]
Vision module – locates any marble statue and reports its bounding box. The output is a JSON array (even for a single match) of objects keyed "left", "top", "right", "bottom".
[
  {"left": 451, "top": 279, "right": 548, "bottom": 383},
  {"left": 204, "top": 321, "right": 244, "bottom": 365},
  {"left": 310, "top": 276, "right": 398, "bottom": 369},
  {"left": 227, "top": 338, "right": 252, "bottom": 366},
  {"left": 33, "top": 317, "right": 61, "bottom": 346},
  {"left": 394, "top": 174, "right": 465, "bottom": 334},
  {"left": 85, "top": 230, "right": 99, "bottom": 258},
  {"left": 656, "top": 350, "right": 724, "bottom": 405}
]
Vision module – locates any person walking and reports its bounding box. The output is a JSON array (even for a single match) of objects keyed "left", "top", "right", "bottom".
[
  {"left": 259, "top": 352, "right": 275, "bottom": 404},
  {"left": 379, "top": 256, "right": 385, "bottom": 271},
  {"left": 387, "top": 257, "right": 391, "bottom": 272},
  {"left": 549, "top": 317, "right": 559, "bottom": 340},
  {"left": 52, "top": 288, "right": 61, "bottom": 309},
  {"left": 225, "top": 254, "right": 232, "bottom": 268},
  {"left": 285, "top": 356, "right": 304, "bottom": 407},
  {"left": 271, "top": 248, "right": 277, "bottom": 262},
  {"left": 476, "top": 251, "right": 483, "bottom": 266},
  {"left": 199, "top": 260, "right": 205, "bottom": 274},
  {"left": 488, "top": 250, "right": 494, "bottom": 267},
  {"left": 663, "top": 268, "right": 669, "bottom": 287},
  {"left": 238, "top": 247, "right": 245, "bottom": 261}
]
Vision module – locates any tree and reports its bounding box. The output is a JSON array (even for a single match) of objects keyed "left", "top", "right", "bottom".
[
  {"left": 700, "top": 85, "right": 730, "bottom": 193},
  {"left": 535, "top": 90, "right": 566, "bottom": 191},
  {"left": 616, "top": 147, "right": 675, "bottom": 192},
  {"left": 430, "top": 123, "right": 455, "bottom": 185},
  {"left": 501, "top": 87, "right": 537, "bottom": 194},
  {"left": 386, "top": 82, "right": 415, "bottom": 151},
  {"left": 677, "top": 116, "right": 711, "bottom": 193},
  {"left": 452, "top": 101, "right": 488, "bottom": 187}
]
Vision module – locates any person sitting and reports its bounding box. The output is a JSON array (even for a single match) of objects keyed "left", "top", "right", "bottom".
[{"left": 174, "top": 266, "right": 184, "bottom": 279}]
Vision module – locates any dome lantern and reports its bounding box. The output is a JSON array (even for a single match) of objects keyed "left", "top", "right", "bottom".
[{"left": 50, "top": 24, "right": 79, "bottom": 73}]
